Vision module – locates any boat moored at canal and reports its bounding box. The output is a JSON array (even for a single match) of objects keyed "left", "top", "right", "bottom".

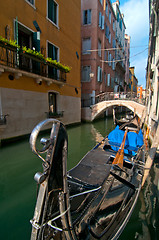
[{"left": 30, "top": 118, "right": 145, "bottom": 239}]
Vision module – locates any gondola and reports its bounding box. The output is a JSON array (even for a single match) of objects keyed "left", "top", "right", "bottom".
[
  {"left": 115, "top": 114, "right": 140, "bottom": 131},
  {"left": 30, "top": 118, "right": 145, "bottom": 240}
]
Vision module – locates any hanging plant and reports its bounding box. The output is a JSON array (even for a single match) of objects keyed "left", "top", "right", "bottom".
[
  {"left": 22, "top": 46, "right": 45, "bottom": 60},
  {"left": 0, "top": 36, "right": 20, "bottom": 48},
  {"left": 0, "top": 36, "right": 71, "bottom": 73}
]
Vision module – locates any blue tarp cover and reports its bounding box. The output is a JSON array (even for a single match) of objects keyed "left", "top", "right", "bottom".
[{"left": 108, "top": 125, "right": 144, "bottom": 155}]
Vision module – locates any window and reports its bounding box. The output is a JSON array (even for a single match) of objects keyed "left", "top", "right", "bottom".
[
  {"left": 106, "top": 2, "right": 108, "bottom": 16},
  {"left": 82, "top": 66, "right": 91, "bottom": 82},
  {"left": 113, "top": 19, "right": 115, "bottom": 31},
  {"left": 108, "top": 52, "right": 111, "bottom": 67},
  {"left": 97, "top": 66, "right": 102, "bottom": 82},
  {"left": 113, "top": 38, "right": 116, "bottom": 49},
  {"left": 18, "top": 27, "right": 31, "bottom": 71},
  {"left": 119, "top": 19, "right": 122, "bottom": 30},
  {"left": 112, "top": 58, "right": 115, "bottom": 70},
  {"left": 82, "top": 38, "right": 91, "bottom": 54},
  {"left": 105, "top": 24, "right": 109, "bottom": 38},
  {"left": 117, "top": 11, "right": 119, "bottom": 22},
  {"left": 109, "top": 32, "right": 111, "bottom": 44},
  {"left": 99, "top": 12, "right": 104, "bottom": 29},
  {"left": 104, "top": 50, "right": 107, "bottom": 61},
  {"left": 48, "top": 0, "right": 58, "bottom": 25},
  {"left": 98, "top": 40, "right": 101, "bottom": 57},
  {"left": 109, "top": 53, "right": 112, "bottom": 67},
  {"left": 26, "top": 0, "right": 35, "bottom": 6},
  {"left": 100, "top": 0, "right": 103, "bottom": 5},
  {"left": 48, "top": 92, "right": 57, "bottom": 114},
  {"left": 48, "top": 42, "right": 59, "bottom": 79},
  {"left": 109, "top": 10, "right": 111, "bottom": 24},
  {"left": 107, "top": 74, "right": 110, "bottom": 86},
  {"left": 83, "top": 9, "right": 91, "bottom": 25}
]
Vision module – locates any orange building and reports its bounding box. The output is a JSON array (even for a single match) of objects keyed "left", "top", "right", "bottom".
[
  {"left": 0, "top": 0, "right": 81, "bottom": 141},
  {"left": 137, "top": 86, "right": 143, "bottom": 99}
]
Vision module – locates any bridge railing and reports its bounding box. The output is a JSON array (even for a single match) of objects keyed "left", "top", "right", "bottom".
[{"left": 81, "top": 92, "right": 146, "bottom": 107}]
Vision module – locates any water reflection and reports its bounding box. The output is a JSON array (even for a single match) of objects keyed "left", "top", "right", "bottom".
[
  {"left": 119, "top": 153, "right": 159, "bottom": 240},
  {"left": 0, "top": 118, "right": 158, "bottom": 239}
]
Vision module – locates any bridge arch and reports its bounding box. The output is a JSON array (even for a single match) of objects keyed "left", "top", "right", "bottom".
[{"left": 91, "top": 100, "right": 146, "bottom": 121}]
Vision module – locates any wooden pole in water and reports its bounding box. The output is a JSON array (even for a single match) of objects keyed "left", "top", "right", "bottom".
[
  {"left": 142, "top": 124, "right": 159, "bottom": 187},
  {"left": 113, "top": 108, "right": 115, "bottom": 124}
]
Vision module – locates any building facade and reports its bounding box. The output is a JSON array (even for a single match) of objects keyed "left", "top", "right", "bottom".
[
  {"left": 129, "top": 67, "right": 138, "bottom": 96},
  {"left": 125, "top": 34, "right": 130, "bottom": 92},
  {"left": 112, "top": 0, "right": 126, "bottom": 92},
  {"left": 146, "top": 0, "right": 159, "bottom": 139},
  {"left": 0, "top": 0, "right": 81, "bottom": 141},
  {"left": 81, "top": 0, "right": 116, "bottom": 107},
  {"left": 137, "top": 85, "right": 143, "bottom": 99}
]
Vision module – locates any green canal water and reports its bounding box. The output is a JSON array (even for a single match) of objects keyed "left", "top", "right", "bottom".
[{"left": 0, "top": 118, "right": 158, "bottom": 239}]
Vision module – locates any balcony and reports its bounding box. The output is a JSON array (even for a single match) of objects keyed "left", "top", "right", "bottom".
[{"left": 0, "top": 40, "right": 70, "bottom": 84}]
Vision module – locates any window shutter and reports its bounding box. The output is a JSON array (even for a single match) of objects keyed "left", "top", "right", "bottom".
[
  {"left": 102, "top": 15, "right": 105, "bottom": 30},
  {"left": 33, "top": 32, "right": 40, "bottom": 52},
  {"left": 100, "top": 68, "right": 102, "bottom": 82},
  {"left": 32, "top": 32, "right": 40, "bottom": 72},
  {"left": 82, "top": 38, "right": 91, "bottom": 54},
  {"left": 104, "top": 50, "right": 107, "bottom": 61},
  {"left": 83, "top": 10, "right": 86, "bottom": 24},
  {"left": 82, "top": 66, "right": 91, "bottom": 82},
  {"left": 99, "top": 12, "right": 102, "bottom": 27},
  {"left": 88, "top": 10, "right": 91, "bottom": 24},
  {"left": 97, "top": 66, "right": 100, "bottom": 82},
  {"left": 107, "top": 74, "right": 110, "bottom": 86}
]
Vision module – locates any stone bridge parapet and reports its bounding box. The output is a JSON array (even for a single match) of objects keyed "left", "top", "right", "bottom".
[{"left": 89, "top": 100, "right": 146, "bottom": 121}]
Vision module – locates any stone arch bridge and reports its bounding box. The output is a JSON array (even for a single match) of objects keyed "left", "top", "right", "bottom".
[{"left": 88, "top": 100, "right": 146, "bottom": 121}]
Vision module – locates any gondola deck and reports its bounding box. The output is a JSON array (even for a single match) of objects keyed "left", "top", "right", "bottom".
[{"left": 29, "top": 119, "right": 145, "bottom": 240}]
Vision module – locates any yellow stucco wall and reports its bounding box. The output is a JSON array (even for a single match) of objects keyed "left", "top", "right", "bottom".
[
  {"left": 0, "top": 0, "right": 81, "bottom": 97},
  {"left": 0, "top": 0, "right": 81, "bottom": 140}
]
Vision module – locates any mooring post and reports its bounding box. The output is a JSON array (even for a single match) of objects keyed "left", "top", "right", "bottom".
[{"left": 142, "top": 124, "right": 159, "bottom": 187}]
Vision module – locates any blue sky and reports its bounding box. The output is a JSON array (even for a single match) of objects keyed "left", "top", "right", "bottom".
[{"left": 119, "top": 0, "right": 149, "bottom": 88}]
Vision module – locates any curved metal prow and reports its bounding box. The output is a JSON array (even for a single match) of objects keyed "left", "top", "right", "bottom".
[{"left": 30, "top": 119, "right": 76, "bottom": 240}]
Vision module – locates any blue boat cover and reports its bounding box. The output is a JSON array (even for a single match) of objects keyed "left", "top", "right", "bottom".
[{"left": 108, "top": 125, "right": 144, "bottom": 155}]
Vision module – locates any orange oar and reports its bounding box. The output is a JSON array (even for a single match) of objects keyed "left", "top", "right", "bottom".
[{"left": 112, "top": 127, "right": 128, "bottom": 168}]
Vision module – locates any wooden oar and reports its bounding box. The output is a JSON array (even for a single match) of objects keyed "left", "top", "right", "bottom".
[{"left": 112, "top": 127, "right": 128, "bottom": 169}]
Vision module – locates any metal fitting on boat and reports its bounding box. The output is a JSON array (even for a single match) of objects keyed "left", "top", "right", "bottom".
[{"left": 34, "top": 172, "right": 47, "bottom": 184}]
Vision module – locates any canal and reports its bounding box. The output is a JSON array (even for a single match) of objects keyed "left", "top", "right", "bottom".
[{"left": 0, "top": 117, "right": 158, "bottom": 239}]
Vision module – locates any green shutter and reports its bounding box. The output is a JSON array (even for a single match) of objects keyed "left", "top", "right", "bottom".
[{"left": 32, "top": 32, "right": 40, "bottom": 52}]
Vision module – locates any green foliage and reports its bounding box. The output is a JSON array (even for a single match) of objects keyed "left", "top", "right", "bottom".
[
  {"left": 22, "top": 46, "right": 45, "bottom": 60},
  {"left": 0, "top": 36, "right": 20, "bottom": 48},
  {"left": 0, "top": 36, "right": 71, "bottom": 73}
]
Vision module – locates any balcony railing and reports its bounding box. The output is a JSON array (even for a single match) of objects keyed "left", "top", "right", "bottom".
[{"left": 0, "top": 42, "right": 67, "bottom": 82}]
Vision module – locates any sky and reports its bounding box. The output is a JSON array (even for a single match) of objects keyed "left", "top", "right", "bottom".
[{"left": 119, "top": 0, "right": 149, "bottom": 88}]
